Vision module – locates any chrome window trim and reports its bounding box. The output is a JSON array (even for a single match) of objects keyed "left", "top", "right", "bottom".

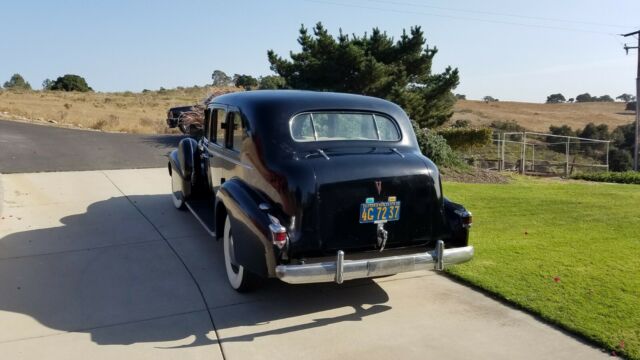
[{"left": 288, "top": 111, "right": 402, "bottom": 143}]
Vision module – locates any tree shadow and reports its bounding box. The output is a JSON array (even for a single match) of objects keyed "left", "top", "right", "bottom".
[{"left": 0, "top": 194, "right": 391, "bottom": 348}]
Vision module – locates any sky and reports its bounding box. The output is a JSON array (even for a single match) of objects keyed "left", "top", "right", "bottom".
[{"left": 1, "top": 0, "right": 639, "bottom": 102}]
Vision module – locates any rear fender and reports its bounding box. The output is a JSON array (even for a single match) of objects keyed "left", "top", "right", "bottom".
[
  {"left": 443, "top": 198, "right": 472, "bottom": 248},
  {"left": 216, "top": 179, "right": 277, "bottom": 278},
  {"left": 168, "top": 138, "right": 199, "bottom": 199}
]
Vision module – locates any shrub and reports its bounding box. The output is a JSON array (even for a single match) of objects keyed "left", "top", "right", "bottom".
[
  {"left": 451, "top": 119, "right": 470, "bottom": 128},
  {"left": 626, "top": 101, "right": 637, "bottom": 111},
  {"left": 3, "top": 73, "right": 31, "bottom": 90},
  {"left": 489, "top": 120, "right": 525, "bottom": 133},
  {"left": 549, "top": 124, "right": 575, "bottom": 137},
  {"left": 50, "top": 74, "right": 92, "bottom": 92},
  {"left": 546, "top": 93, "right": 566, "bottom": 104},
  {"left": 578, "top": 123, "right": 609, "bottom": 140},
  {"left": 259, "top": 75, "right": 286, "bottom": 89},
  {"left": 233, "top": 74, "right": 258, "bottom": 90},
  {"left": 572, "top": 171, "right": 640, "bottom": 185},
  {"left": 437, "top": 127, "right": 492, "bottom": 150},
  {"left": 608, "top": 148, "right": 633, "bottom": 172},
  {"left": 576, "top": 93, "right": 593, "bottom": 102},
  {"left": 412, "top": 121, "right": 462, "bottom": 168}
]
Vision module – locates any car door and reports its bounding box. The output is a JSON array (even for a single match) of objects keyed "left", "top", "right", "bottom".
[{"left": 205, "top": 104, "right": 228, "bottom": 194}]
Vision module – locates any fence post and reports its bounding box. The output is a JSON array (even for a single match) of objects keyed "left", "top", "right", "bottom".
[
  {"left": 521, "top": 132, "right": 527, "bottom": 174},
  {"left": 497, "top": 136, "right": 502, "bottom": 171},
  {"left": 531, "top": 144, "right": 535, "bottom": 173},
  {"left": 501, "top": 133, "right": 506, "bottom": 171},
  {"left": 565, "top": 139, "right": 570, "bottom": 177}
]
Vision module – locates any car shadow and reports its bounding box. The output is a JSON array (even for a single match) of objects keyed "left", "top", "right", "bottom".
[
  {"left": 140, "top": 134, "right": 189, "bottom": 150},
  {"left": 0, "top": 194, "right": 391, "bottom": 348}
]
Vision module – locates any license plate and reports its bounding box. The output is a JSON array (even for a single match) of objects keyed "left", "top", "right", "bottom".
[{"left": 359, "top": 201, "right": 401, "bottom": 223}]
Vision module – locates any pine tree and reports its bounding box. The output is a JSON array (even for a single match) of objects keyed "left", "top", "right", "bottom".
[{"left": 268, "top": 23, "right": 459, "bottom": 128}]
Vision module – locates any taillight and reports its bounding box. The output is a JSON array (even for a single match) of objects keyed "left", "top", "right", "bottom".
[
  {"left": 455, "top": 209, "right": 473, "bottom": 228},
  {"left": 462, "top": 214, "right": 472, "bottom": 228},
  {"left": 269, "top": 223, "right": 288, "bottom": 249}
]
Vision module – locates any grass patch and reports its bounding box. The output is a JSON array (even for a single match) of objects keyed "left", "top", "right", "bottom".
[
  {"left": 572, "top": 171, "right": 640, "bottom": 185},
  {"left": 444, "top": 177, "right": 640, "bottom": 359}
]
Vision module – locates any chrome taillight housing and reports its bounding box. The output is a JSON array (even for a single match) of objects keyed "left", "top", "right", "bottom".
[{"left": 269, "top": 223, "right": 288, "bottom": 249}]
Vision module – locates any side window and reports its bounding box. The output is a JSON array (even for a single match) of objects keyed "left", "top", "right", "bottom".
[
  {"left": 213, "top": 108, "right": 227, "bottom": 145},
  {"left": 229, "top": 112, "right": 245, "bottom": 152},
  {"left": 374, "top": 114, "right": 401, "bottom": 141}
]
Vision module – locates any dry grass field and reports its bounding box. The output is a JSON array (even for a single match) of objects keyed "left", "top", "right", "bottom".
[
  {"left": 0, "top": 89, "right": 635, "bottom": 134},
  {"left": 453, "top": 99, "right": 635, "bottom": 132},
  {"left": 0, "top": 87, "right": 237, "bottom": 134}
]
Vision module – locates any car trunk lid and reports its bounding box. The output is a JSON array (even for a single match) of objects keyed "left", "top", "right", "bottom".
[{"left": 305, "top": 147, "right": 443, "bottom": 254}]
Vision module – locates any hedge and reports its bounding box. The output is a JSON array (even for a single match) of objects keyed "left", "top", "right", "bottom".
[
  {"left": 437, "top": 128, "right": 493, "bottom": 150},
  {"left": 572, "top": 171, "right": 640, "bottom": 185}
]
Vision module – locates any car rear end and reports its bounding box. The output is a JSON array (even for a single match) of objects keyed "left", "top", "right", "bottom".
[{"left": 266, "top": 111, "right": 474, "bottom": 284}]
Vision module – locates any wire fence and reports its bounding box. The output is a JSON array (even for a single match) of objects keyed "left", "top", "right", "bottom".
[{"left": 464, "top": 132, "right": 610, "bottom": 177}]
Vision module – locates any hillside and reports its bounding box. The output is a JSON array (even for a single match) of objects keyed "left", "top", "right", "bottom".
[
  {"left": 0, "top": 87, "right": 236, "bottom": 134},
  {"left": 0, "top": 89, "right": 635, "bottom": 134},
  {"left": 453, "top": 100, "right": 635, "bottom": 132}
]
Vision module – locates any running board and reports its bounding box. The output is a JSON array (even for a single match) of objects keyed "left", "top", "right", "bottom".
[{"left": 185, "top": 200, "right": 216, "bottom": 237}]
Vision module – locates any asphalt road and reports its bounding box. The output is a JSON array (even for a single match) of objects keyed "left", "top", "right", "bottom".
[{"left": 0, "top": 119, "right": 186, "bottom": 173}]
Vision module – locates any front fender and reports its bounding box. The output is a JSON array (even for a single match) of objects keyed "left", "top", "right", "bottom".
[{"left": 216, "top": 179, "right": 277, "bottom": 277}]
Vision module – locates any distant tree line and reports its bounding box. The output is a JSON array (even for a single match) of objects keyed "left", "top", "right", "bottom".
[
  {"left": 546, "top": 92, "right": 635, "bottom": 104},
  {"left": 211, "top": 70, "right": 285, "bottom": 90}
]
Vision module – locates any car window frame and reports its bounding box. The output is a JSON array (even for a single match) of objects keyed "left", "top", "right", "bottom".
[
  {"left": 209, "top": 105, "right": 227, "bottom": 147},
  {"left": 227, "top": 109, "right": 247, "bottom": 152}
]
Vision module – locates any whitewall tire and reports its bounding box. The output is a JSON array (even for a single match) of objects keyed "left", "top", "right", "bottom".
[
  {"left": 171, "top": 168, "right": 186, "bottom": 210},
  {"left": 223, "top": 215, "right": 254, "bottom": 291}
]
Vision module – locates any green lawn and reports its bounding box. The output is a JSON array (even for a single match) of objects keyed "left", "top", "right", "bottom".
[{"left": 444, "top": 177, "right": 640, "bottom": 359}]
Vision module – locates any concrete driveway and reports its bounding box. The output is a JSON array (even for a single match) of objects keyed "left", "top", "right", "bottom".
[{"left": 0, "top": 168, "right": 609, "bottom": 359}]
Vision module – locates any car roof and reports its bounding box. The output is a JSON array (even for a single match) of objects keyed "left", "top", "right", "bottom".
[{"left": 210, "top": 90, "right": 405, "bottom": 117}]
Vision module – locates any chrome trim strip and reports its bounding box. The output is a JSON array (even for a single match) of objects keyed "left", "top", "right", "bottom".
[
  {"left": 206, "top": 147, "right": 254, "bottom": 170},
  {"left": 275, "top": 245, "right": 474, "bottom": 284},
  {"left": 316, "top": 149, "right": 330, "bottom": 160}
]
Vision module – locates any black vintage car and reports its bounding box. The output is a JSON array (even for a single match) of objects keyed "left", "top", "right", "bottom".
[{"left": 168, "top": 90, "right": 473, "bottom": 291}]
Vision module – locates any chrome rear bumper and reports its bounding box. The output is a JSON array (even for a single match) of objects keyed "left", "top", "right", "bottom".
[{"left": 275, "top": 241, "right": 474, "bottom": 284}]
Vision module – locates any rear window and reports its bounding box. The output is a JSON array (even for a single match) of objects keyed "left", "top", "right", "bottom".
[{"left": 290, "top": 112, "right": 400, "bottom": 142}]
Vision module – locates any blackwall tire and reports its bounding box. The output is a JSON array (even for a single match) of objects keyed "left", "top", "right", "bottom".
[{"left": 223, "top": 216, "right": 255, "bottom": 292}]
